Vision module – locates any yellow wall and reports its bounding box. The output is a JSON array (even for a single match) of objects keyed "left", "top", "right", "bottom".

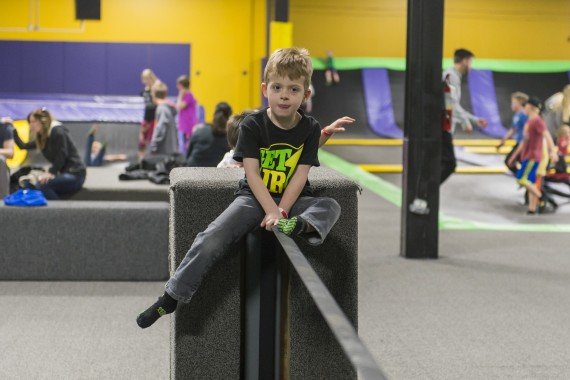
[
  {"left": 0, "top": 0, "right": 267, "bottom": 117},
  {"left": 291, "top": 0, "right": 570, "bottom": 60}
]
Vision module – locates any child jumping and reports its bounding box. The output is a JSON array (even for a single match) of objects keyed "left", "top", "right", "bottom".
[{"left": 137, "top": 47, "right": 352, "bottom": 328}]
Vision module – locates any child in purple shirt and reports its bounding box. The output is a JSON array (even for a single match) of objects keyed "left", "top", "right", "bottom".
[{"left": 176, "top": 75, "right": 198, "bottom": 154}]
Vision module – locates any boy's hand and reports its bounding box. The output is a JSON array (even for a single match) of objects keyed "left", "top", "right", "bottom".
[
  {"left": 38, "top": 172, "right": 55, "bottom": 184},
  {"left": 323, "top": 116, "right": 355, "bottom": 135},
  {"left": 261, "top": 210, "right": 281, "bottom": 231}
]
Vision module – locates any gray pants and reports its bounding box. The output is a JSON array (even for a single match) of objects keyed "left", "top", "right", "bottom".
[
  {"left": 0, "top": 156, "right": 9, "bottom": 198},
  {"left": 166, "top": 195, "right": 341, "bottom": 303}
]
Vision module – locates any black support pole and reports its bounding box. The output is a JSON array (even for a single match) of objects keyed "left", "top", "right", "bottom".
[
  {"left": 400, "top": 0, "right": 444, "bottom": 259},
  {"left": 274, "top": 0, "right": 289, "bottom": 22}
]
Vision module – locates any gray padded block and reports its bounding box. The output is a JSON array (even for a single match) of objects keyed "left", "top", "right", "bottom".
[
  {"left": 71, "top": 166, "right": 169, "bottom": 202},
  {"left": 169, "top": 167, "right": 358, "bottom": 379},
  {"left": 0, "top": 201, "right": 169, "bottom": 280}
]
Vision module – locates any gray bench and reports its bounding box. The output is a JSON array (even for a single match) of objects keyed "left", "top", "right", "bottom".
[
  {"left": 0, "top": 200, "right": 169, "bottom": 280},
  {"left": 169, "top": 167, "right": 359, "bottom": 379}
]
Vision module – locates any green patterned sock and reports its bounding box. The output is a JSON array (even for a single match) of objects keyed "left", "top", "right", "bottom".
[{"left": 278, "top": 216, "right": 305, "bottom": 236}]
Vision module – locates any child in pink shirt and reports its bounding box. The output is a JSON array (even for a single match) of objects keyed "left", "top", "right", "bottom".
[{"left": 176, "top": 75, "right": 198, "bottom": 154}]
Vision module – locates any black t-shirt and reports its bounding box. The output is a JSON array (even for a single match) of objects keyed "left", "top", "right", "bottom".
[
  {"left": 0, "top": 122, "right": 14, "bottom": 147},
  {"left": 233, "top": 108, "right": 320, "bottom": 197},
  {"left": 141, "top": 88, "right": 157, "bottom": 122}
]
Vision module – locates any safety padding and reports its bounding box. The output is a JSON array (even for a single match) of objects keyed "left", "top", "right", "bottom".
[
  {"left": 0, "top": 201, "right": 169, "bottom": 280},
  {"left": 168, "top": 167, "right": 359, "bottom": 379}
]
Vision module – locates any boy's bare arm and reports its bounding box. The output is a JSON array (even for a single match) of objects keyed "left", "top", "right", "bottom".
[
  {"left": 498, "top": 128, "right": 515, "bottom": 147},
  {"left": 543, "top": 129, "right": 559, "bottom": 163},
  {"left": 507, "top": 124, "right": 528, "bottom": 165},
  {"left": 243, "top": 158, "right": 281, "bottom": 226},
  {"left": 278, "top": 164, "right": 311, "bottom": 214}
]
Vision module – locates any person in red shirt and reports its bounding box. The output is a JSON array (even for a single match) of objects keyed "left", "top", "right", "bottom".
[{"left": 508, "top": 96, "right": 558, "bottom": 214}]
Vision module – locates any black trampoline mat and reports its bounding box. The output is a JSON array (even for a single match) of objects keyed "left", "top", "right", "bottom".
[
  {"left": 311, "top": 69, "right": 376, "bottom": 138},
  {"left": 493, "top": 72, "right": 569, "bottom": 128}
]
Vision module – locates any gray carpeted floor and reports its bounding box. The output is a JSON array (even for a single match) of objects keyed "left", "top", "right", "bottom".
[
  {"left": 2, "top": 188, "right": 570, "bottom": 378},
  {"left": 0, "top": 282, "right": 169, "bottom": 379}
]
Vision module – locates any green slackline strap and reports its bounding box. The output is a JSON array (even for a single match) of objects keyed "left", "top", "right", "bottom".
[
  {"left": 318, "top": 149, "right": 570, "bottom": 232},
  {"left": 312, "top": 57, "right": 570, "bottom": 73}
]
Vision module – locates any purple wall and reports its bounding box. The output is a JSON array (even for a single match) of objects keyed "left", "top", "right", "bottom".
[{"left": 0, "top": 41, "right": 190, "bottom": 95}]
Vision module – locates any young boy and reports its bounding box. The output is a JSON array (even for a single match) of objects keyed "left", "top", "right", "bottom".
[
  {"left": 508, "top": 96, "right": 558, "bottom": 214},
  {"left": 137, "top": 47, "right": 347, "bottom": 328},
  {"left": 498, "top": 92, "right": 529, "bottom": 174},
  {"left": 149, "top": 82, "right": 178, "bottom": 155}
]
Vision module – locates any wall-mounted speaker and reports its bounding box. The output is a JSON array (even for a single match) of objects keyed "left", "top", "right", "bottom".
[{"left": 75, "top": 0, "right": 101, "bottom": 20}]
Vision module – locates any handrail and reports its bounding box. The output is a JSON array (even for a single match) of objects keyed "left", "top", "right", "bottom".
[{"left": 272, "top": 228, "right": 388, "bottom": 380}]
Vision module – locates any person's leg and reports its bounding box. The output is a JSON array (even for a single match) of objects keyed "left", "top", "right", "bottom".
[
  {"left": 84, "top": 133, "right": 94, "bottom": 166},
  {"left": 440, "top": 131, "right": 456, "bottom": 184},
  {"left": 518, "top": 161, "right": 540, "bottom": 212},
  {"left": 39, "top": 173, "right": 85, "bottom": 200},
  {"left": 280, "top": 196, "right": 341, "bottom": 246},
  {"left": 178, "top": 130, "right": 186, "bottom": 154},
  {"left": 92, "top": 143, "right": 106, "bottom": 166},
  {"left": 504, "top": 143, "right": 519, "bottom": 175},
  {"left": 166, "top": 195, "right": 265, "bottom": 301},
  {"left": 332, "top": 69, "right": 340, "bottom": 83},
  {"left": 0, "top": 156, "right": 10, "bottom": 198},
  {"left": 325, "top": 70, "right": 333, "bottom": 85},
  {"left": 137, "top": 195, "right": 265, "bottom": 328}
]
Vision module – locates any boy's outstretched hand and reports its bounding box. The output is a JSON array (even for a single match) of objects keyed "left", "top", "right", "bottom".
[{"left": 322, "top": 116, "right": 355, "bottom": 135}]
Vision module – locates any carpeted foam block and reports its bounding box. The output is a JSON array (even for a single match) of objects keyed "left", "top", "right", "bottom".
[
  {"left": 169, "top": 167, "right": 359, "bottom": 379},
  {"left": 0, "top": 200, "right": 169, "bottom": 280}
]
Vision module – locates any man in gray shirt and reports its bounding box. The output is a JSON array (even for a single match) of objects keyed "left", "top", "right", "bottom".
[{"left": 441, "top": 48, "right": 487, "bottom": 183}]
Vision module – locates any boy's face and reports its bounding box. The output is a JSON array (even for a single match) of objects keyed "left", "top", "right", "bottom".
[
  {"left": 524, "top": 103, "right": 538, "bottom": 115},
  {"left": 511, "top": 99, "right": 522, "bottom": 111},
  {"left": 262, "top": 75, "right": 310, "bottom": 120}
]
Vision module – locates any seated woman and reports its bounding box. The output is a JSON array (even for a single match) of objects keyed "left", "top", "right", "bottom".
[
  {"left": 13, "top": 108, "right": 86, "bottom": 199},
  {"left": 186, "top": 102, "right": 232, "bottom": 167}
]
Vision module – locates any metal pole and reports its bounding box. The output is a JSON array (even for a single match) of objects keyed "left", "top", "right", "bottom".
[{"left": 400, "top": 0, "right": 445, "bottom": 259}]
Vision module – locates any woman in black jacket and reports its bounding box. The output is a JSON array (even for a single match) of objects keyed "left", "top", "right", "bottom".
[
  {"left": 14, "top": 108, "right": 86, "bottom": 199},
  {"left": 185, "top": 102, "right": 232, "bottom": 167}
]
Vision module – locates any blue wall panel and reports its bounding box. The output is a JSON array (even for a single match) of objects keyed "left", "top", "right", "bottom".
[
  {"left": 64, "top": 42, "right": 107, "bottom": 94},
  {"left": 105, "top": 43, "right": 150, "bottom": 95},
  {"left": 0, "top": 41, "right": 190, "bottom": 95},
  {"left": 149, "top": 44, "right": 191, "bottom": 93},
  {"left": 0, "top": 41, "right": 22, "bottom": 92},
  {"left": 21, "top": 41, "right": 65, "bottom": 93}
]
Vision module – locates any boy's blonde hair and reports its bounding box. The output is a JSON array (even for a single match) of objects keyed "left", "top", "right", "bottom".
[
  {"left": 556, "top": 125, "right": 570, "bottom": 139},
  {"left": 263, "top": 47, "right": 313, "bottom": 89},
  {"left": 152, "top": 81, "right": 168, "bottom": 99},
  {"left": 141, "top": 68, "right": 157, "bottom": 82},
  {"left": 511, "top": 91, "right": 529, "bottom": 105}
]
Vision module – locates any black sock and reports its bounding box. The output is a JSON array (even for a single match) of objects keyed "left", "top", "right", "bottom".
[
  {"left": 292, "top": 216, "right": 307, "bottom": 236},
  {"left": 137, "top": 291, "right": 178, "bottom": 329}
]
